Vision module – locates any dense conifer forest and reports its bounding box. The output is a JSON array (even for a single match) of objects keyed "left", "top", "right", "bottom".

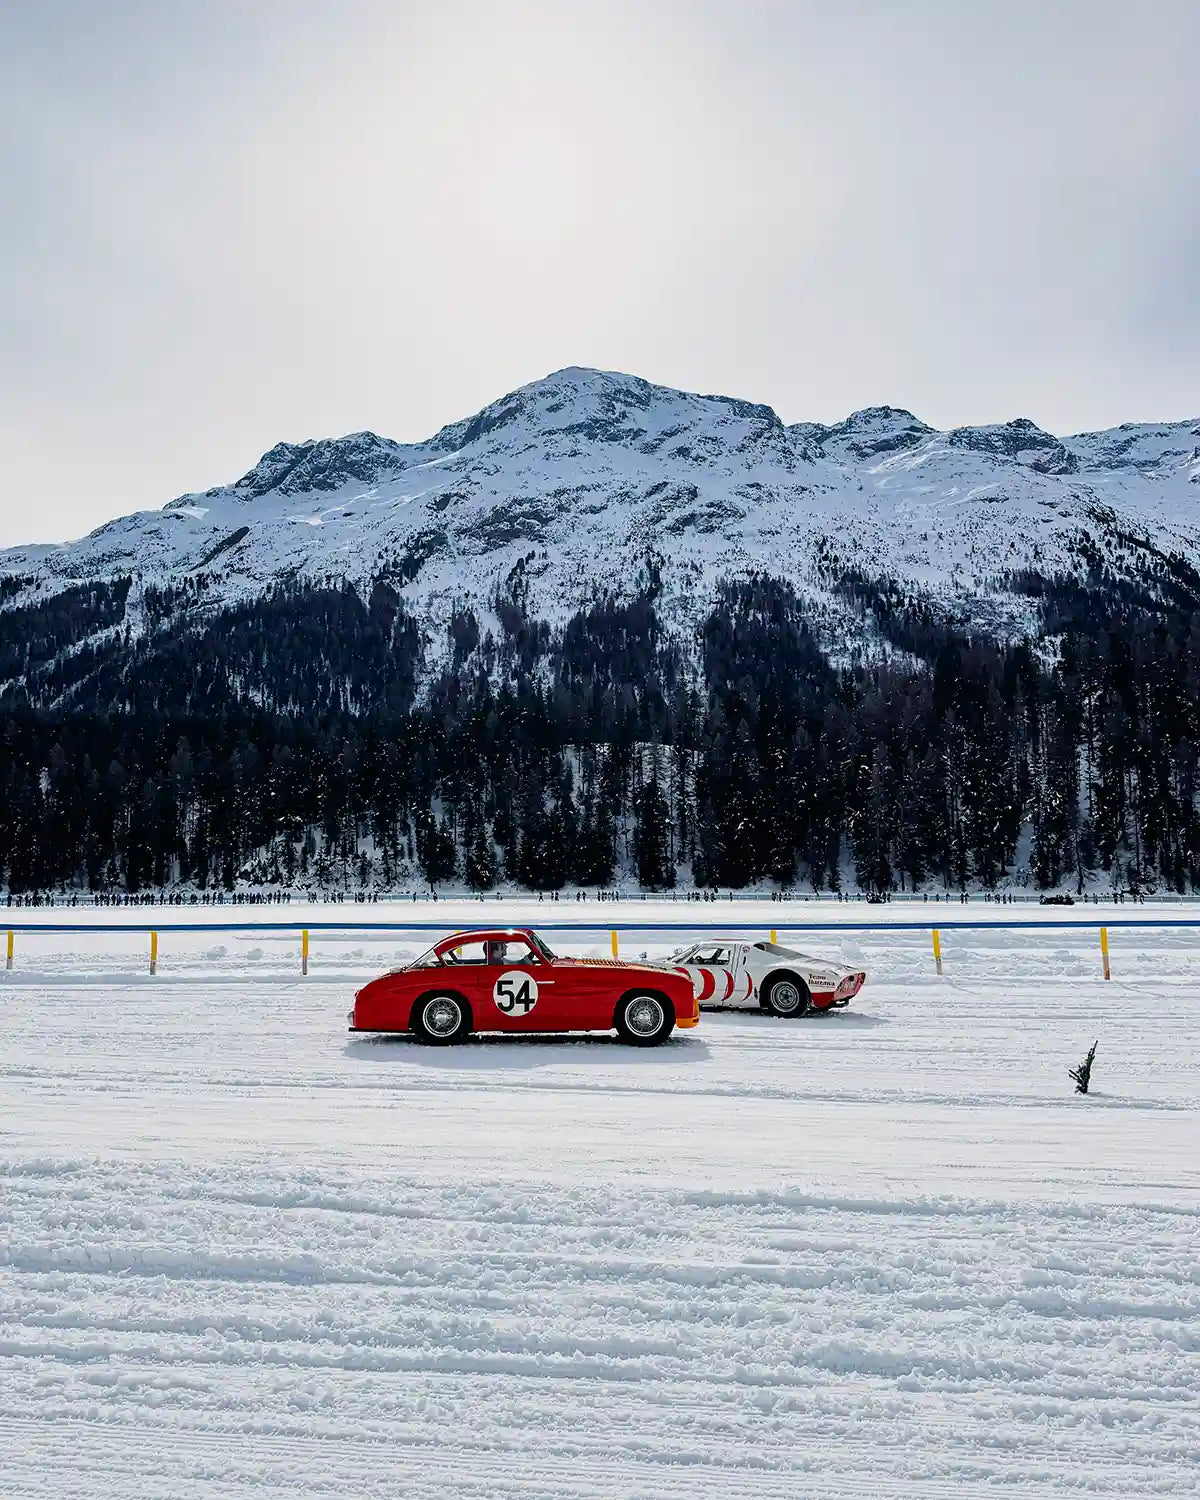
[{"left": 1, "top": 564, "right": 1199, "bottom": 895}]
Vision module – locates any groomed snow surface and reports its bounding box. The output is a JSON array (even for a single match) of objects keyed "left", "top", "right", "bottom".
[{"left": 2, "top": 904, "right": 1197, "bottom": 1498}]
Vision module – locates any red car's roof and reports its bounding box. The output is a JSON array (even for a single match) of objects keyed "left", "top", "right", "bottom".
[{"left": 434, "top": 927, "right": 539, "bottom": 952}]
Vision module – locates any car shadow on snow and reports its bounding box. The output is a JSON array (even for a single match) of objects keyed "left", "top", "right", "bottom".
[
  {"left": 809, "top": 1009, "right": 889, "bottom": 1028},
  {"left": 343, "top": 1031, "right": 712, "bottom": 1069},
  {"left": 703, "top": 1006, "right": 890, "bottom": 1028}
]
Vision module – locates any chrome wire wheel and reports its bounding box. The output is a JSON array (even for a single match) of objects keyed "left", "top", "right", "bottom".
[
  {"left": 625, "top": 995, "right": 665, "bottom": 1037},
  {"left": 422, "top": 996, "right": 463, "bottom": 1039}
]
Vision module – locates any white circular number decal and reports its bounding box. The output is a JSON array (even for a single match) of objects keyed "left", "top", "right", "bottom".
[{"left": 493, "top": 970, "right": 539, "bottom": 1016}]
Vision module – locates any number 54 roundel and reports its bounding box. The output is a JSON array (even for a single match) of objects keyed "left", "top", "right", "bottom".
[
  {"left": 349, "top": 927, "right": 699, "bottom": 1046},
  {"left": 493, "top": 970, "right": 538, "bottom": 1016}
]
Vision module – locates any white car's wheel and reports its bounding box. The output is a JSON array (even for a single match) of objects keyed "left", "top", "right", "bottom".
[{"left": 761, "top": 973, "right": 810, "bottom": 1017}]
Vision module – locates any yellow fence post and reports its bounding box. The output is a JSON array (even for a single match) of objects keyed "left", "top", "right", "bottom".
[
  {"left": 1100, "top": 926, "right": 1110, "bottom": 981},
  {"left": 5, "top": 930, "right": 12, "bottom": 970},
  {"left": 611, "top": 930, "right": 618, "bottom": 959},
  {"left": 150, "top": 930, "right": 158, "bottom": 976},
  {"left": 932, "top": 928, "right": 942, "bottom": 977},
  {"left": 770, "top": 929, "right": 777, "bottom": 945},
  {"left": 302, "top": 928, "right": 309, "bottom": 976}
]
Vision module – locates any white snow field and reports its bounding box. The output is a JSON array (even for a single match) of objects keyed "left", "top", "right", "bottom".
[{"left": 1, "top": 905, "right": 1197, "bottom": 1498}]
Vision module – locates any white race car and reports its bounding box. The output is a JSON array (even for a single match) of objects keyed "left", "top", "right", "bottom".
[{"left": 669, "top": 938, "right": 865, "bottom": 1016}]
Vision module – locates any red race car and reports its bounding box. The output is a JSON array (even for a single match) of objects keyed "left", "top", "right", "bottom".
[{"left": 350, "top": 927, "right": 698, "bottom": 1046}]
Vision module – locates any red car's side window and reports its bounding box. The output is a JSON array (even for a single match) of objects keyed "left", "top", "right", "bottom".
[
  {"left": 442, "top": 940, "right": 490, "bottom": 965},
  {"left": 492, "top": 939, "right": 541, "bottom": 965}
]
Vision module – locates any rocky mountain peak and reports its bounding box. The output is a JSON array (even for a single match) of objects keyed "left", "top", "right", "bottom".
[
  {"left": 803, "top": 406, "right": 933, "bottom": 463},
  {"left": 946, "top": 417, "right": 1079, "bottom": 475},
  {"left": 1067, "top": 419, "right": 1200, "bottom": 476},
  {"left": 430, "top": 367, "right": 784, "bottom": 455},
  {"left": 231, "top": 431, "right": 407, "bottom": 499}
]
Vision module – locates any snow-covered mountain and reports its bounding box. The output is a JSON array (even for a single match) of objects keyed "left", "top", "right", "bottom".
[
  {"left": 3, "top": 366, "right": 1198, "bottom": 645},
  {"left": 5, "top": 368, "right": 1200, "bottom": 902}
]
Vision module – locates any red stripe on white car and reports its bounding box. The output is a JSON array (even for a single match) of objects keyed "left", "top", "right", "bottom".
[{"left": 696, "top": 968, "right": 717, "bottom": 1002}]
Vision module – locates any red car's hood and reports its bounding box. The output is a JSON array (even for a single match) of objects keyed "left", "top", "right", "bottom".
[{"left": 556, "top": 957, "right": 682, "bottom": 975}]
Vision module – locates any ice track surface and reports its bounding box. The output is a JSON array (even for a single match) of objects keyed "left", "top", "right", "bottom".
[{"left": 1, "top": 911, "right": 1198, "bottom": 1498}]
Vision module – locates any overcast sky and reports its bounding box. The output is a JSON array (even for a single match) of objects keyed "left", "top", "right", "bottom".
[{"left": 1, "top": 0, "right": 1197, "bottom": 547}]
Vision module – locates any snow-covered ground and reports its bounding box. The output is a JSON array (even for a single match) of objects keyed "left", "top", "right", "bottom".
[{"left": 2, "top": 906, "right": 1197, "bottom": 1497}]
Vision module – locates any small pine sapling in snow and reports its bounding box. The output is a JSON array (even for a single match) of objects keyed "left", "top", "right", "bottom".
[{"left": 1069, "top": 1040, "right": 1098, "bottom": 1095}]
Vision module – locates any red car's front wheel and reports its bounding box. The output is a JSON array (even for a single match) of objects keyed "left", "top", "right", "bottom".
[
  {"left": 413, "top": 994, "right": 471, "bottom": 1045},
  {"left": 616, "top": 993, "right": 675, "bottom": 1047}
]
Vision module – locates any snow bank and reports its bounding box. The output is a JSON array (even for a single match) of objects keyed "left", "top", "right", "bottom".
[{"left": 1, "top": 913, "right": 1196, "bottom": 1496}]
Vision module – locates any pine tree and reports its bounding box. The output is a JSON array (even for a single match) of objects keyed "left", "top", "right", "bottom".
[
  {"left": 633, "top": 772, "right": 675, "bottom": 890},
  {"left": 416, "top": 809, "right": 456, "bottom": 888},
  {"left": 464, "top": 812, "right": 497, "bottom": 891}
]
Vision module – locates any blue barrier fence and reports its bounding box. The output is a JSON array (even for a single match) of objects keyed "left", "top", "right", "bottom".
[
  {"left": 4, "top": 915, "right": 1197, "bottom": 979},
  {"left": 3, "top": 918, "right": 1200, "bottom": 934}
]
